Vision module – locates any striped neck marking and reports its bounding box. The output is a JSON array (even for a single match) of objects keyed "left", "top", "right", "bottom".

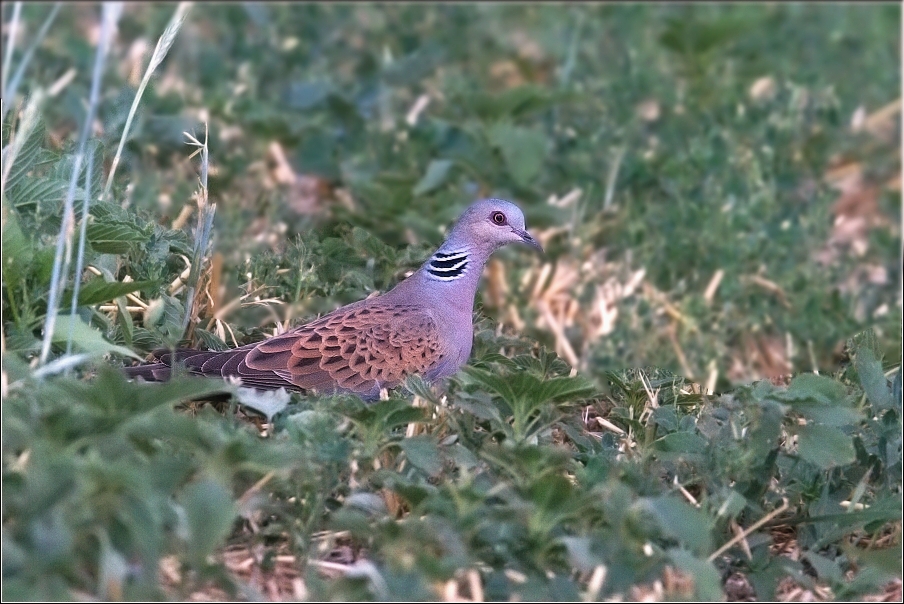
[{"left": 427, "top": 250, "right": 470, "bottom": 281}]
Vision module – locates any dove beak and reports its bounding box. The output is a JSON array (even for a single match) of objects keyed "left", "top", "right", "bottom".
[{"left": 514, "top": 228, "right": 543, "bottom": 253}]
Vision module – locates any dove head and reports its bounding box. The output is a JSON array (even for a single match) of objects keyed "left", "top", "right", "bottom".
[{"left": 444, "top": 198, "right": 542, "bottom": 254}]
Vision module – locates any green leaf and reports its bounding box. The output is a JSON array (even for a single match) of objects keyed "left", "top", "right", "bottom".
[
  {"left": 4, "top": 117, "right": 46, "bottom": 192},
  {"left": 115, "top": 296, "right": 134, "bottom": 347},
  {"left": 194, "top": 328, "right": 229, "bottom": 351},
  {"left": 144, "top": 295, "right": 185, "bottom": 345},
  {"left": 50, "top": 315, "right": 141, "bottom": 360},
  {"left": 642, "top": 496, "right": 714, "bottom": 555},
  {"left": 786, "top": 373, "right": 849, "bottom": 406},
  {"left": 7, "top": 177, "right": 68, "bottom": 212},
  {"left": 1, "top": 205, "right": 33, "bottom": 288},
  {"left": 412, "top": 159, "right": 454, "bottom": 196},
  {"left": 487, "top": 122, "right": 547, "bottom": 187},
  {"left": 780, "top": 374, "right": 860, "bottom": 426},
  {"left": 668, "top": 548, "right": 723, "bottom": 601},
  {"left": 285, "top": 80, "right": 333, "bottom": 110},
  {"left": 853, "top": 345, "right": 894, "bottom": 411},
  {"left": 70, "top": 277, "right": 157, "bottom": 307},
  {"left": 653, "top": 431, "right": 708, "bottom": 454},
  {"left": 178, "top": 479, "right": 237, "bottom": 566},
  {"left": 802, "top": 551, "right": 844, "bottom": 584},
  {"left": 400, "top": 436, "right": 444, "bottom": 477},
  {"left": 797, "top": 423, "right": 856, "bottom": 469},
  {"left": 86, "top": 219, "right": 152, "bottom": 254}
]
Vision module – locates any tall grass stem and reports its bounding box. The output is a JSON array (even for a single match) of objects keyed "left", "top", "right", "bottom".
[
  {"left": 39, "top": 3, "right": 121, "bottom": 365},
  {"left": 181, "top": 124, "right": 212, "bottom": 334},
  {"left": 67, "top": 143, "right": 96, "bottom": 355},
  {"left": 101, "top": 2, "right": 191, "bottom": 203},
  {"left": 1, "top": 2, "right": 22, "bottom": 97},
  {"left": 1, "top": 3, "right": 62, "bottom": 125}
]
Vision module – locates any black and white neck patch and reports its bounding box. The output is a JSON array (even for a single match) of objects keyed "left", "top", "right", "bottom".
[{"left": 427, "top": 250, "right": 470, "bottom": 281}]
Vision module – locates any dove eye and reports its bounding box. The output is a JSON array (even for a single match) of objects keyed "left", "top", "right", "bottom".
[{"left": 491, "top": 211, "right": 507, "bottom": 225}]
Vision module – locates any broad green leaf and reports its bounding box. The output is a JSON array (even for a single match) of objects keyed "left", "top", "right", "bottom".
[
  {"left": 853, "top": 346, "right": 894, "bottom": 411},
  {"left": 4, "top": 117, "right": 46, "bottom": 192},
  {"left": 86, "top": 219, "right": 152, "bottom": 254},
  {"left": 529, "top": 474, "right": 574, "bottom": 511},
  {"left": 50, "top": 315, "right": 141, "bottom": 360},
  {"left": 559, "top": 536, "right": 602, "bottom": 573},
  {"left": 653, "top": 431, "right": 708, "bottom": 454},
  {"left": 642, "top": 496, "right": 714, "bottom": 555},
  {"left": 7, "top": 177, "right": 68, "bottom": 211},
  {"left": 285, "top": 80, "right": 333, "bottom": 110},
  {"left": 144, "top": 295, "right": 185, "bottom": 344},
  {"left": 115, "top": 296, "right": 134, "bottom": 347},
  {"left": 193, "top": 328, "right": 229, "bottom": 351},
  {"left": 843, "top": 546, "right": 902, "bottom": 595},
  {"left": 344, "top": 492, "right": 388, "bottom": 516},
  {"left": 802, "top": 551, "right": 843, "bottom": 584},
  {"left": 487, "top": 122, "right": 547, "bottom": 187},
  {"left": 69, "top": 277, "right": 157, "bottom": 307},
  {"left": 400, "top": 436, "right": 444, "bottom": 477},
  {"left": 668, "top": 548, "right": 723, "bottom": 601},
  {"left": 178, "top": 479, "right": 237, "bottom": 566},
  {"left": 786, "top": 373, "right": 849, "bottom": 406},
  {"left": 1, "top": 205, "right": 32, "bottom": 288},
  {"left": 797, "top": 424, "right": 856, "bottom": 469},
  {"left": 715, "top": 489, "right": 748, "bottom": 519},
  {"left": 413, "top": 159, "right": 454, "bottom": 196}
]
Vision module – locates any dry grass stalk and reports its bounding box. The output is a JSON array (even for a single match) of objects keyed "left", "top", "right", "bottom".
[
  {"left": 102, "top": 2, "right": 190, "bottom": 202},
  {"left": 704, "top": 268, "right": 724, "bottom": 305},
  {"left": 709, "top": 498, "right": 790, "bottom": 562}
]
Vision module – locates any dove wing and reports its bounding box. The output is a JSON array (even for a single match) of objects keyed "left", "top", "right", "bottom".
[{"left": 243, "top": 302, "right": 447, "bottom": 397}]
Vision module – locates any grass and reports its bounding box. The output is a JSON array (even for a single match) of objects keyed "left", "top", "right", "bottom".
[{"left": 2, "top": 3, "right": 901, "bottom": 601}]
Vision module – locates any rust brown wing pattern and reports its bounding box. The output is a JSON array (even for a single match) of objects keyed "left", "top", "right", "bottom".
[{"left": 242, "top": 301, "right": 446, "bottom": 397}]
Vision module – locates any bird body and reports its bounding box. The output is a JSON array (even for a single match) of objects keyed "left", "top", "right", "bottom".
[{"left": 125, "top": 198, "right": 541, "bottom": 400}]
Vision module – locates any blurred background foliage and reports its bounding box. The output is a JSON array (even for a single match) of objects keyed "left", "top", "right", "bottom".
[{"left": 2, "top": 2, "right": 901, "bottom": 601}]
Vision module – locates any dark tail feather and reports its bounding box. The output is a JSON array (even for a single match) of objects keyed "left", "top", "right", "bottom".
[
  {"left": 123, "top": 347, "right": 205, "bottom": 383},
  {"left": 122, "top": 346, "right": 297, "bottom": 391},
  {"left": 123, "top": 362, "right": 174, "bottom": 382}
]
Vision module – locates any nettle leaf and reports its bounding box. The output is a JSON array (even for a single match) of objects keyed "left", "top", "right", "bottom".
[
  {"left": 346, "top": 398, "right": 427, "bottom": 433},
  {"left": 775, "top": 374, "right": 860, "bottom": 427},
  {"left": 653, "top": 431, "right": 708, "bottom": 455},
  {"left": 668, "top": 548, "right": 723, "bottom": 601},
  {"left": 284, "top": 80, "right": 334, "bottom": 110},
  {"left": 641, "top": 495, "right": 714, "bottom": 555},
  {"left": 144, "top": 295, "right": 185, "bottom": 345},
  {"left": 487, "top": 122, "right": 547, "bottom": 187},
  {"left": 843, "top": 545, "right": 903, "bottom": 595},
  {"left": 68, "top": 277, "right": 157, "bottom": 307},
  {"left": 7, "top": 177, "right": 68, "bottom": 212},
  {"left": 413, "top": 159, "right": 454, "bottom": 196},
  {"left": 400, "top": 436, "right": 444, "bottom": 477},
  {"left": 796, "top": 423, "right": 856, "bottom": 469},
  {"left": 86, "top": 218, "right": 153, "bottom": 254},
  {"left": 465, "top": 85, "right": 562, "bottom": 120},
  {"left": 4, "top": 118, "right": 46, "bottom": 192},
  {"left": 853, "top": 345, "right": 894, "bottom": 411},
  {"left": 528, "top": 474, "right": 574, "bottom": 512},
  {"left": 802, "top": 551, "right": 844, "bottom": 585},
  {"left": 194, "top": 328, "right": 229, "bottom": 351},
  {"left": 178, "top": 479, "right": 237, "bottom": 566},
  {"left": 50, "top": 315, "right": 141, "bottom": 360},
  {"left": 1, "top": 206, "right": 33, "bottom": 288},
  {"left": 466, "top": 366, "right": 595, "bottom": 409},
  {"left": 784, "top": 373, "right": 850, "bottom": 406}
]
